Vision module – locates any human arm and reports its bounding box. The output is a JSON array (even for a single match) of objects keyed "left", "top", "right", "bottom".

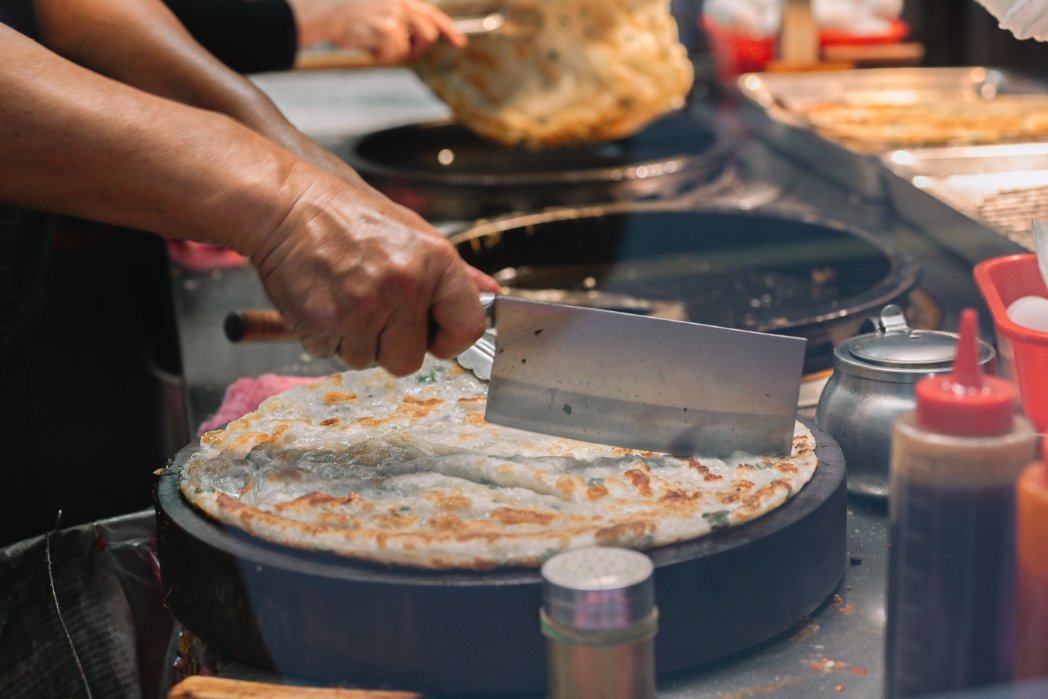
[
  {"left": 0, "top": 24, "right": 496, "bottom": 374},
  {"left": 32, "top": 0, "right": 361, "bottom": 184},
  {"left": 287, "top": 0, "right": 466, "bottom": 63}
]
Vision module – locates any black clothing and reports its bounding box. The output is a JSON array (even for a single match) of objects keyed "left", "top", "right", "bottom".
[
  {"left": 0, "top": 0, "right": 297, "bottom": 73},
  {"left": 163, "top": 0, "right": 298, "bottom": 74},
  {"left": 0, "top": 0, "right": 300, "bottom": 543},
  {"left": 0, "top": 0, "right": 37, "bottom": 39}
]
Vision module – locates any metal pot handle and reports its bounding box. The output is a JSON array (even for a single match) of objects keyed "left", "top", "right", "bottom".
[{"left": 857, "top": 303, "right": 911, "bottom": 338}]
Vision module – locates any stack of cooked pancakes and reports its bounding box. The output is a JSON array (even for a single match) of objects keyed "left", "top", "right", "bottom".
[
  {"left": 181, "top": 359, "right": 817, "bottom": 570},
  {"left": 800, "top": 94, "right": 1048, "bottom": 149}
]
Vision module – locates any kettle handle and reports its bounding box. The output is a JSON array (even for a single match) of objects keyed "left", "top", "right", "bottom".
[{"left": 856, "top": 304, "right": 911, "bottom": 338}]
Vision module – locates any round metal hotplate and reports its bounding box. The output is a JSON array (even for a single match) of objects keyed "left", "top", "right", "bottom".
[
  {"left": 452, "top": 206, "right": 922, "bottom": 375},
  {"left": 155, "top": 420, "right": 846, "bottom": 695},
  {"left": 334, "top": 113, "right": 737, "bottom": 221}
]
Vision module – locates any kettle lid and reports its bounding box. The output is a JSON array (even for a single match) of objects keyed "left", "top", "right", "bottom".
[{"left": 845, "top": 305, "right": 992, "bottom": 369}]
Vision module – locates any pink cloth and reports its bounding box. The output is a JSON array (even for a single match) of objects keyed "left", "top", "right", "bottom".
[
  {"left": 198, "top": 374, "right": 325, "bottom": 434},
  {"left": 167, "top": 240, "right": 247, "bottom": 272}
]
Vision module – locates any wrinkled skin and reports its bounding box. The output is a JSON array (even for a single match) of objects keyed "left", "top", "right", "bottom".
[
  {"left": 252, "top": 165, "right": 492, "bottom": 374},
  {"left": 2, "top": 0, "right": 497, "bottom": 375}
]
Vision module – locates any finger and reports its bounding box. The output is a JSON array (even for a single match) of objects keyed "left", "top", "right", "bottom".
[
  {"left": 335, "top": 327, "right": 381, "bottom": 370},
  {"left": 371, "top": 15, "right": 411, "bottom": 63},
  {"left": 465, "top": 264, "right": 502, "bottom": 294},
  {"left": 375, "top": 304, "right": 430, "bottom": 376},
  {"left": 428, "top": 265, "right": 487, "bottom": 359},
  {"left": 406, "top": 16, "right": 441, "bottom": 60},
  {"left": 411, "top": 0, "right": 466, "bottom": 47},
  {"left": 298, "top": 332, "right": 339, "bottom": 360}
]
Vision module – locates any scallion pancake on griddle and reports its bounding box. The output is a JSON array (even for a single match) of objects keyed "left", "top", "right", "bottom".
[{"left": 180, "top": 358, "right": 817, "bottom": 570}]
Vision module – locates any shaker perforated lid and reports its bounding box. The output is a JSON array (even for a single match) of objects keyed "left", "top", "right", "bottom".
[{"left": 541, "top": 547, "right": 654, "bottom": 630}]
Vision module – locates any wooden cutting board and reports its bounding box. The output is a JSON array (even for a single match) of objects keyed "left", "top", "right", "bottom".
[{"left": 168, "top": 676, "right": 419, "bottom": 698}]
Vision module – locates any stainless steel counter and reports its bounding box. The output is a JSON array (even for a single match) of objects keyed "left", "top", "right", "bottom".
[{"left": 168, "top": 68, "right": 1029, "bottom": 698}]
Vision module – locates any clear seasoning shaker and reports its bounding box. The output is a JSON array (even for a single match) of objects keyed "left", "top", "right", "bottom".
[
  {"left": 884, "top": 309, "right": 1037, "bottom": 698},
  {"left": 541, "top": 547, "right": 658, "bottom": 699}
]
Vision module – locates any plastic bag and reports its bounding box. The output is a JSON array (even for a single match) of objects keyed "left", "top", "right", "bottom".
[{"left": 976, "top": 0, "right": 1048, "bottom": 41}]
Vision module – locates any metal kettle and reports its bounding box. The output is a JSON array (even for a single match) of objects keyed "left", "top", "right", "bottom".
[{"left": 815, "top": 305, "right": 996, "bottom": 499}]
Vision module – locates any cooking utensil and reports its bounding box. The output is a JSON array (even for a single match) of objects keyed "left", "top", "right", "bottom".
[
  {"left": 778, "top": 0, "right": 819, "bottom": 66},
  {"left": 294, "top": 12, "right": 536, "bottom": 70},
  {"left": 451, "top": 206, "right": 923, "bottom": 375},
  {"left": 224, "top": 294, "right": 805, "bottom": 455},
  {"left": 815, "top": 304, "right": 995, "bottom": 499},
  {"left": 486, "top": 296, "right": 805, "bottom": 456},
  {"left": 155, "top": 424, "right": 846, "bottom": 693},
  {"left": 334, "top": 113, "right": 736, "bottom": 221}
]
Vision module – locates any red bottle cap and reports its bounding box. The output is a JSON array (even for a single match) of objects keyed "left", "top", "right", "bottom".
[{"left": 915, "top": 309, "right": 1016, "bottom": 436}]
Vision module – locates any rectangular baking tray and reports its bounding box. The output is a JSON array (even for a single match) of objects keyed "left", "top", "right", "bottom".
[
  {"left": 735, "top": 66, "right": 1045, "bottom": 200},
  {"left": 881, "top": 143, "right": 1046, "bottom": 262}
]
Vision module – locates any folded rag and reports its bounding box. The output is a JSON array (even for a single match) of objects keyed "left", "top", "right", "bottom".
[
  {"left": 167, "top": 240, "right": 247, "bottom": 272},
  {"left": 198, "top": 373, "right": 325, "bottom": 434}
]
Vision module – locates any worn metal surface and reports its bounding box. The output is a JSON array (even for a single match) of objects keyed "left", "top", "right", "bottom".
[
  {"left": 486, "top": 296, "right": 805, "bottom": 456},
  {"left": 166, "top": 68, "right": 1011, "bottom": 697},
  {"left": 881, "top": 143, "right": 1040, "bottom": 260},
  {"left": 735, "top": 66, "right": 1044, "bottom": 200}
]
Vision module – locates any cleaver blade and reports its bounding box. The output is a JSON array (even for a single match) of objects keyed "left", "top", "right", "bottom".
[{"left": 484, "top": 296, "right": 806, "bottom": 457}]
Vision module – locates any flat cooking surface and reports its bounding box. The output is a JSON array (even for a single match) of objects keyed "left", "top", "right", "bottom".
[
  {"left": 453, "top": 207, "right": 920, "bottom": 373},
  {"left": 157, "top": 420, "right": 846, "bottom": 694},
  {"left": 345, "top": 114, "right": 722, "bottom": 180},
  {"left": 333, "top": 111, "right": 737, "bottom": 220}
]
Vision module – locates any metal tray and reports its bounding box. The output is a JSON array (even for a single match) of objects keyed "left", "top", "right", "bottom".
[
  {"left": 736, "top": 67, "right": 1044, "bottom": 199},
  {"left": 881, "top": 143, "right": 1045, "bottom": 262}
]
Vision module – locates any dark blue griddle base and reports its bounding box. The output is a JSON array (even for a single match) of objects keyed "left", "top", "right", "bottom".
[{"left": 155, "top": 418, "right": 847, "bottom": 695}]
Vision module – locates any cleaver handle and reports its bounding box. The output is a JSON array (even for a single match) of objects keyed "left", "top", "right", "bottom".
[
  {"left": 224, "top": 309, "right": 294, "bottom": 343},
  {"left": 224, "top": 294, "right": 495, "bottom": 344}
]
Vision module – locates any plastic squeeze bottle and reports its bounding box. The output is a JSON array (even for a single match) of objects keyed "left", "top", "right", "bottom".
[
  {"left": 884, "top": 309, "right": 1037, "bottom": 698},
  {"left": 1016, "top": 436, "right": 1048, "bottom": 680}
]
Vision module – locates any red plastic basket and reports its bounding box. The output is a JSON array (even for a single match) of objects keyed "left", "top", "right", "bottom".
[{"left": 974, "top": 254, "right": 1048, "bottom": 432}]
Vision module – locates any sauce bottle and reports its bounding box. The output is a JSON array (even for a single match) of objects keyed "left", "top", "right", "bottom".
[
  {"left": 1016, "top": 436, "right": 1048, "bottom": 680},
  {"left": 884, "top": 309, "right": 1037, "bottom": 698}
]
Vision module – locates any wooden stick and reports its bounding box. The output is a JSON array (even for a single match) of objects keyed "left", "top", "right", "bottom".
[
  {"left": 293, "top": 49, "right": 380, "bottom": 71},
  {"left": 168, "top": 675, "right": 422, "bottom": 699}
]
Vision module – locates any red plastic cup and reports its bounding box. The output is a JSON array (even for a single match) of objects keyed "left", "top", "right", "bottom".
[
  {"left": 700, "top": 16, "right": 777, "bottom": 83},
  {"left": 974, "top": 254, "right": 1048, "bottom": 433}
]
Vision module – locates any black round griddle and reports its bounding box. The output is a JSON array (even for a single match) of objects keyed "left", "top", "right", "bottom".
[
  {"left": 451, "top": 206, "right": 922, "bottom": 375},
  {"left": 333, "top": 113, "right": 737, "bottom": 221},
  {"left": 156, "top": 420, "right": 846, "bottom": 695}
]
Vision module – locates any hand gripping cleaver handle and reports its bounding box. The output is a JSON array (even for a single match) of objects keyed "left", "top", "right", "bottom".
[{"left": 223, "top": 293, "right": 496, "bottom": 344}]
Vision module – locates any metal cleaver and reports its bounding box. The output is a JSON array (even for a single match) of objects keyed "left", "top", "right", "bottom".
[
  {"left": 225, "top": 294, "right": 806, "bottom": 456},
  {"left": 460, "top": 295, "right": 806, "bottom": 457}
]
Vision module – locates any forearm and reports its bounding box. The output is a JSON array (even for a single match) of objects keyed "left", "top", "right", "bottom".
[
  {"left": 34, "top": 0, "right": 299, "bottom": 145},
  {"left": 0, "top": 25, "right": 300, "bottom": 250}
]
